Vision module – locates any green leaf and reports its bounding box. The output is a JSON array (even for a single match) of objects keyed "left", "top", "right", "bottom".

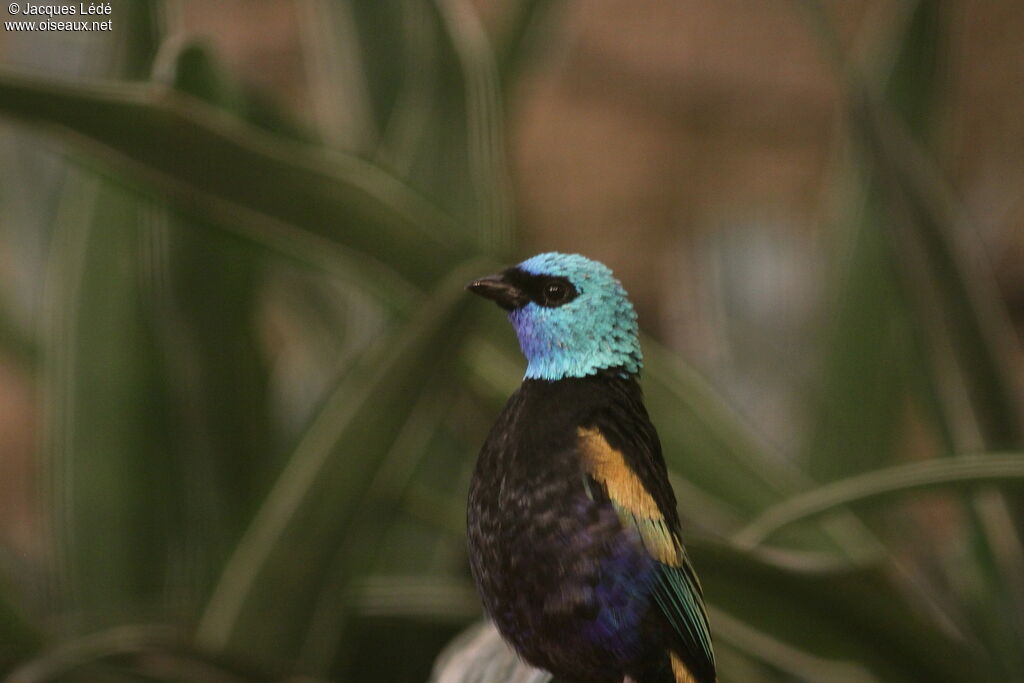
[
  {"left": 41, "top": 37, "right": 321, "bottom": 633},
  {"left": 433, "top": 0, "right": 514, "bottom": 252},
  {"left": 196, "top": 260, "right": 486, "bottom": 668},
  {"left": 800, "top": 2, "right": 1024, "bottom": 675},
  {"left": 736, "top": 453, "right": 1024, "bottom": 546},
  {"left": 337, "top": 0, "right": 513, "bottom": 252},
  {"left": 856, "top": 81, "right": 1022, "bottom": 454},
  {"left": 32, "top": 0, "right": 233, "bottom": 643},
  {"left": 139, "top": 38, "right": 287, "bottom": 587},
  {"left": 800, "top": 0, "right": 949, "bottom": 484},
  {"left": 298, "top": 0, "right": 378, "bottom": 150},
  {"left": 5, "top": 625, "right": 276, "bottom": 683},
  {"left": 42, "top": 173, "right": 184, "bottom": 625},
  {"left": 292, "top": 379, "right": 471, "bottom": 674},
  {"left": 692, "top": 540, "right": 989, "bottom": 683},
  {"left": 0, "top": 67, "right": 470, "bottom": 287},
  {"left": 343, "top": 2, "right": 419, "bottom": 145},
  {"left": 800, "top": 186, "right": 910, "bottom": 481}
]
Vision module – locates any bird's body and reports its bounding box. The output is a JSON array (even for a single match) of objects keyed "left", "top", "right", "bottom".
[{"left": 466, "top": 254, "right": 716, "bottom": 683}]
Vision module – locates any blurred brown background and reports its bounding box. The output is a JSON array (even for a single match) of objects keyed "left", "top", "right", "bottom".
[{"left": 158, "top": 0, "right": 1024, "bottom": 325}]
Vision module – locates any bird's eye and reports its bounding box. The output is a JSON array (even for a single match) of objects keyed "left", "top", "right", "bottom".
[{"left": 543, "top": 281, "right": 569, "bottom": 304}]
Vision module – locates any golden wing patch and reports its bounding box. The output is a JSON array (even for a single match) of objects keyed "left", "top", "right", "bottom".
[
  {"left": 577, "top": 427, "right": 681, "bottom": 567},
  {"left": 670, "top": 651, "right": 699, "bottom": 683}
]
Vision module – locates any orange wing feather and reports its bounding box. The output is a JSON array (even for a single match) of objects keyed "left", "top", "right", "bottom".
[{"left": 577, "top": 427, "right": 681, "bottom": 567}]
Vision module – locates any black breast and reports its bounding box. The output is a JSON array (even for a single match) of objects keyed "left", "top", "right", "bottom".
[{"left": 466, "top": 373, "right": 662, "bottom": 681}]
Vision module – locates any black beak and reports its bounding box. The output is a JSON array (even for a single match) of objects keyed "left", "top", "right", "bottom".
[{"left": 466, "top": 274, "right": 529, "bottom": 311}]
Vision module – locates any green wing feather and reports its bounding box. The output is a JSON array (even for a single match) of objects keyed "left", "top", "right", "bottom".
[{"left": 654, "top": 552, "right": 715, "bottom": 672}]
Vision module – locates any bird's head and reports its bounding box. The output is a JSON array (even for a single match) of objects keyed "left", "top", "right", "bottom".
[{"left": 467, "top": 252, "right": 642, "bottom": 381}]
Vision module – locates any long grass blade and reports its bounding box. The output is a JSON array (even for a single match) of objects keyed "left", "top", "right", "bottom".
[
  {"left": 372, "top": 0, "right": 439, "bottom": 176},
  {"left": 196, "top": 259, "right": 486, "bottom": 665},
  {"left": 736, "top": 453, "right": 1024, "bottom": 546},
  {"left": 691, "top": 540, "right": 988, "bottom": 682},
  {"left": 5, "top": 625, "right": 276, "bottom": 683},
  {"left": 434, "top": 0, "right": 514, "bottom": 254},
  {"left": 705, "top": 608, "right": 876, "bottom": 683},
  {"left": 298, "top": 0, "right": 378, "bottom": 151},
  {"left": 42, "top": 171, "right": 185, "bottom": 626},
  {"left": 797, "top": 2, "right": 1024, "bottom": 675},
  {"left": 146, "top": 38, "right": 288, "bottom": 588},
  {"left": 0, "top": 68, "right": 469, "bottom": 287},
  {"left": 292, "top": 379, "right": 467, "bottom": 673}
]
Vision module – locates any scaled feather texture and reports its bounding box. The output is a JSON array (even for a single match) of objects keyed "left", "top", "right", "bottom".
[
  {"left": 466, "top": 253, "right": 716, "bottom": 683},
  {"left": 514, "top": 253, "right": 642, "bottom": 380}
]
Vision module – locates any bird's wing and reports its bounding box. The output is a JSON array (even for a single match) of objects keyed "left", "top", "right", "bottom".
[{"left": 577, "top": 424, "right": 715, "bottom": 683}]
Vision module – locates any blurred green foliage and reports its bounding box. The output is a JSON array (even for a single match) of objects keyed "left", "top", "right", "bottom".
[{"left": 0, "top": 1, "right": 1022, "bottom": 681}]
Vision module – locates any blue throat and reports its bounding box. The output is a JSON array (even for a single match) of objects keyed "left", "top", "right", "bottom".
[{"left": 509, "top": 253, "right": 643, "bottom": 381}]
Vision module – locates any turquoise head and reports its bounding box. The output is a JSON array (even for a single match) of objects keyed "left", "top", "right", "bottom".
[{"left": 467, "top": 253, "right": 642, "bottom": 380}]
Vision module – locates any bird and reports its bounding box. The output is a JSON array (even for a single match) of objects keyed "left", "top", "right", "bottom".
[{"left": 465, "top": 252, "right": 716, "bottom": 683}]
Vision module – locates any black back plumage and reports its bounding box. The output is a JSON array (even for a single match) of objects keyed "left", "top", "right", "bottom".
[{"left": 467, "top": 370, "right": 716, "bottom": 683}]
